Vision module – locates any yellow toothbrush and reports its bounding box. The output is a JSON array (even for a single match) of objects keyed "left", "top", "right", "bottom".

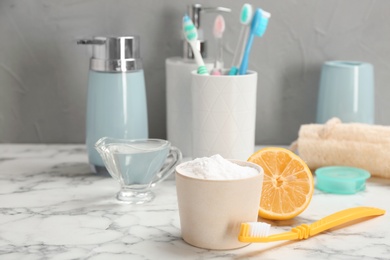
[{"left": 238, "top": 206, "right": 385, "bottom": 243}]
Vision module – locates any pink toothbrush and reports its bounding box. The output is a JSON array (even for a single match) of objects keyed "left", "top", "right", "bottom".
[{"left": 211, "top": 15, "right": 226, "bottom": 76}]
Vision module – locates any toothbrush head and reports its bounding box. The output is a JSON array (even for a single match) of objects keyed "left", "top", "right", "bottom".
[
  {"left": 251, "top": 8, "right": 271, "bottom": 37},
  {"left": 183, "top": 15, "right": 198, "bottom": 42},
  {"left": 258, "top": 9, "right": 271, "bottom": 37},
  {"left": 240, "top": 3, "right": 253, "bottom": 25},
  {"left": 246, "top": 222, "right": 271, "bottom": 238},
  {"left": 213, "top": 15, "right": 225, "bottom": 38}
]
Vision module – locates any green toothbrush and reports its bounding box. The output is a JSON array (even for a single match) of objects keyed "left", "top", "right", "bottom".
[{"left": 183, "top": 15, "right": 209, "bottom": 75}]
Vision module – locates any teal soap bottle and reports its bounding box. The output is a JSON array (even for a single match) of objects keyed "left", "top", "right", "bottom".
[{"left": 78, "top": 36, "right": 148, "bottom": 174}]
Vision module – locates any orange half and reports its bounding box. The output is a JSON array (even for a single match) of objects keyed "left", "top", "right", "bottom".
[{"left": 248, "top": 147, "right": 314, "bottom": 220}]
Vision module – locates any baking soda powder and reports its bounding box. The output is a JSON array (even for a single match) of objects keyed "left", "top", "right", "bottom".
[{"left": 179, "top": 154, "right": 258, "bottom": 180}]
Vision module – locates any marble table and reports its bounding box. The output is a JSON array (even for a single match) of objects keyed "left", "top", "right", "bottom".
[{"left": 0, "top": 144, "right": 389, "bottom": 259}]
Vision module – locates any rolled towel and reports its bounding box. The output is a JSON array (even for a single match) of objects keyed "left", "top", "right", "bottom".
[{"left": 292, "top": 118, "right": 390, "bottom": 179}]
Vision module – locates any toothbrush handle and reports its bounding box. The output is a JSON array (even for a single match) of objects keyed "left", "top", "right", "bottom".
[
  {"left": 190, "top": 41, "right": 209, "bottom": 75},
  {"left": 230, "top": 26, "right": 245, "bottom": 67},
  {"left": 308, "top": 207, "right": 385, "bottom": 236},
  {"left": 215, "top": 38, "right": 223, "bottom": 70},
  {"left": 264, "top": 207, "right": 385, "bottom": 242},
  {"left": 238, "top": 32, "right": 254, "bottom": 75},
  {"left": 229, "top": 26, "right": 249, "bottom": 75},
  {"left": 237, "top": 27, "right": 250, "bottom": 67},
  {"left": 260, "top": 231, "right": 299, "bottom": 242},
  {"left": 190, "top": 41, "right": 205, "bottom": 67}
]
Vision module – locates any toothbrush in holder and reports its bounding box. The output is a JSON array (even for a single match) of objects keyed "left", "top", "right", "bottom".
[
  {"left": 229, "top": 4, "right": 253, "bottom": 76},
  {"left": 211, "top": 15, "right": 226, "bottom": 76},
  {"left": 238, "top": 9, "right": 271, "bottom": 75},
  {"left": 183, "top": 15, "right": 209, "bottom": 75}
]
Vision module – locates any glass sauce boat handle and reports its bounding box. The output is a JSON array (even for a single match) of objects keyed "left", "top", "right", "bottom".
[{"left": 152, "top": 146, "right": 182, "bottom": 185}]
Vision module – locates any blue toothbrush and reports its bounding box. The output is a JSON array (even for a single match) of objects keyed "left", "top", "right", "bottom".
[
  {"left": 238, "top": 9, "right": 271, "bottom": 75},
  {"left": 182, "top": 15, "right": 209, "bottom": 75}
]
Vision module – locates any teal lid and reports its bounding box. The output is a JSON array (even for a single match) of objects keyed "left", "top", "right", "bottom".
[{"left": 315, "top": 166, "right": 371, "bottom": 194}]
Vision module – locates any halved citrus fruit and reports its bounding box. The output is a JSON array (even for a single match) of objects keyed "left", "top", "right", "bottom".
[{"left": 248, "top": 147, "right": 314, "bottom": 220}]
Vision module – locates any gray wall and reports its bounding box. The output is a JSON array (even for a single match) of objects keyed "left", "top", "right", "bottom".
[{"left": 0, "top": 0, "right": 389, "bottom": 144}]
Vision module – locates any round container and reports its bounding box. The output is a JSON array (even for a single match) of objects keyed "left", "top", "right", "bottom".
[
  {"left": 315, "top": 166, "right": 371, "bottom": 194},
  {"left": 316, "top": 60, "right": 374, "bottom": 124},
  {"left": 175, "top": 160, "right": 264, "bottom": 250}
]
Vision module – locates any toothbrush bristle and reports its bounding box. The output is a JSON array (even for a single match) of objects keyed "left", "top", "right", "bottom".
[
  {"left": 213, "top": 15, "right": 225, "bottom": 38},
  {"left": 252, "top": 9, "right": 271, "bottom": 37},
  {"left": 183, "top": 15, "right": 198, "bottom": 41},
  {"left": 250, "top": 9, "right": 261, "bottom": 33},
  {"left": 241, "top": 4, "right": 253, "bottom": 25},
  {"left": 248, "top": 222, "right": 271, "bottom": 237},
  {"left": 261, "top": 10, "right": 271, "bottom": 19},
  {"left": 258, "top": 20, "right": 269, "bottom": 37}
]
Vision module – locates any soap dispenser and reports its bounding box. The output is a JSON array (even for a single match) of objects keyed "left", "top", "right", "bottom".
[
  {"left": 166, "top": 4, "right": 230, "bottom": 158},
  {"left": 78, "top": 36, "right": 148, "bottom": 174}
]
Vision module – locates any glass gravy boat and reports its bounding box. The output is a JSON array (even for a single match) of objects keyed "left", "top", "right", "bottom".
[{"left": 95, "top": 137, "right": 182, "bottom": 204}]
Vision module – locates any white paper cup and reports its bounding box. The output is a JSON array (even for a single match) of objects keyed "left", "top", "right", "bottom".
[
  {"left": 191, "top": 71, "right": 258, "bottom": 160},
  {"left": 175, "top": 160, "right": 264, "bottom": 250}
]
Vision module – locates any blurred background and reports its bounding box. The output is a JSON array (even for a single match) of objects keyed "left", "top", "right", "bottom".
[{"left": 0, "top": 0, "right": 389, "bottom": 145}]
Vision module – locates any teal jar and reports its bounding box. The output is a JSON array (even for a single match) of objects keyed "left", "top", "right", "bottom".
[
  {"left": 79, "top": 36, "right": 148, "bottom": 174},
  {"left": 316, "top": 61, "right": 374, "bottom": 124}
]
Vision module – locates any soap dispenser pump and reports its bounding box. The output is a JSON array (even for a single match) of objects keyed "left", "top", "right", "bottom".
[
  {"left": 78, "top": 36, "right": 148, "bottom": 174},
  {"left": 166, "top": 4, "right": 230, "bottom": 158}
]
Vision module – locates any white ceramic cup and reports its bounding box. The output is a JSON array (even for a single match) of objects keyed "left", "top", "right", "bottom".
[
  {"left": 191, "top": 71, "right": 258, "bottom": 160},
  {"left": 175, "top": 160, "right": 264, "bottom": 250}
]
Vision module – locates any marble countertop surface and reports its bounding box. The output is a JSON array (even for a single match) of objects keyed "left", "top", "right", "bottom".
[{"left": 0, "top": 144, "right": 389, "bottom": 260}]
